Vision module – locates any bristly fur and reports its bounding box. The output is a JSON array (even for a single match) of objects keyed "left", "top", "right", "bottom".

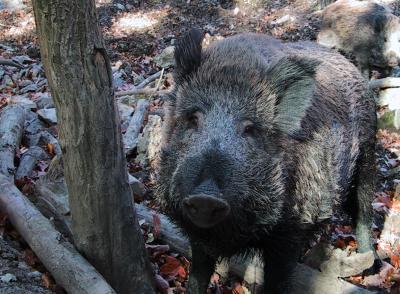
[
  {"left": 156, "top": 31, "right": 377, "bottom": 293},
  {"left": 174, "top": 28, "right": 204, "bottom": 86}
]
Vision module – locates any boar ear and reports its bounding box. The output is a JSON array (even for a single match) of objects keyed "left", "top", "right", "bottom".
[
  {"left": 266, "top": 56, "right": 320, "bottom": 135},
  {"left": 174, "top": 29, "right": 204, "bottom": 84}
]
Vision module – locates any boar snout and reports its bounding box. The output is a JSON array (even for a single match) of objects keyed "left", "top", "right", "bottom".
[
  {"left": 387, "top": 52, "right": 399, "bottom": 67},
  {"left": 183, "top": 179, "right": 230, "bottom": 228}
]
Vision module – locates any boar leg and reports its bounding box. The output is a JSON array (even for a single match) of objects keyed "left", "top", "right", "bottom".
[
  {"left": 188, "top": 241, "right": 216, "bottom": 294},
  {"left": 355, "top": 146, "right": 375, "bottom": 253},
  {"left": 263, "top": 239, "right": 302, "bottom": 294}
]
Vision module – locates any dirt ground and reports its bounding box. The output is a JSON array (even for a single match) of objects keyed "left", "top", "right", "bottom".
[{"left": 1, "top": 0, "right": 400, "bottom": 293}]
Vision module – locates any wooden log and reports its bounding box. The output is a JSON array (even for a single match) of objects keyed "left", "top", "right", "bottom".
[
  {"left": 0, "top": 175, "right": 116, "bottom": 294},
  {"left": 0, "top": 105, "right": 25, "bottom": 179},
  {"left": 16, "top": 146, "right": 49, "bottom": 179},
  {"left": 123, "top": 99, "right": 149, "bottom": 154}
]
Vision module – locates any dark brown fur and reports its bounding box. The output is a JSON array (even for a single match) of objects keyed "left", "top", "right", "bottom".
[{"left": 156, "top": 31, "right": 376, "bottom": 293}]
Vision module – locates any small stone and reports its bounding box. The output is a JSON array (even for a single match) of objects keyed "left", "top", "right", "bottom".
[
  {"left": 271, "top": 14, "right": 295, "bottom": 25},
  {"left": 118, "top": 102, "right": 134, "bottom": 131},
  {"left": 31, "top": 64, "right": 43, "bottom": 79},
  {"left": 27, "top": 271, "right": 41, "bottom": 279},
  {"left": 0, "top": 273, "right": 17, "bottom": 283},
  {"left": 37, "top": 108, "right": 58, "bottom": 125},
  {"left": 35, "top": 92, "right": 54, "bottom": 109},
  {"left": 115, "top": 3, "right": 125, "bottom": 10},
  {"left": 1, "top": 75, "right": 14, "bottom": 88},
  {"left": 113, "top": 71, "right": 125, "bottom": 88},
  {"left": 17, "top": 262, "right": 29, "bottom": 270},
  {"left": 10, "top": 95, "right": 37, "bottom": 110},
  {"left": 153, "top": 46, "right": 175, "bottom": 68}
]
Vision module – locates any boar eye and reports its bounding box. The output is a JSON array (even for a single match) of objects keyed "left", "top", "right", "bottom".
[
  {"left": 187, "top": 112, "right": 200, "bottom": 129},
  {"left": 242, "top": 121, "right": 258, "bottom": 138}
]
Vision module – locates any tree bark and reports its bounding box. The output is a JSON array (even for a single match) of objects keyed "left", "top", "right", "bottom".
[{"left": 31, "top": 1, "right": 155, "bottom": 293}]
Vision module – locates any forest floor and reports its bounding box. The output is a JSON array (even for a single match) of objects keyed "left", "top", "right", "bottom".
[{"left": 1, "top": 0, "right": 400, "bottom": 293}]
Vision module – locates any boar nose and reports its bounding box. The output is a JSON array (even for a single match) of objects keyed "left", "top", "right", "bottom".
[{"left": 183, "top": 194, "right": 230, "bottom": 228}]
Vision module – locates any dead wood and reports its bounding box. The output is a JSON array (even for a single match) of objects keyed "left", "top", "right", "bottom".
[
  {"left": 0, "top": 175, "right": 116, "bottom": 294},
  {"left": 123, "top": 99, "right": 149, "bottom": 154},
  {"left": 115, "top": 87, "right": 169, "bottom": 97},
  {"left": 136, "top": 71, "right": 162, "bottom": 89},
  {"left": 369, "top": 77, "right": 400, "bottom": 89},
  {"left": 16, "top": 146, "right": 49, "bottom": 179},
  {"left": 0, "top": 58, "right": 25, "bottom": 69},
  {"left": 0, "top": 105, "right": 25, "bottom": 179}
]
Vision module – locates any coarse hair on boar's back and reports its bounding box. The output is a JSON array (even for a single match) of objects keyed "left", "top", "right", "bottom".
[
  {"left": 156, "top": 29, "right": 377, "bottom": 293},
  {"left": 318, "top": 0, "right": 400, "bottom": 76}
]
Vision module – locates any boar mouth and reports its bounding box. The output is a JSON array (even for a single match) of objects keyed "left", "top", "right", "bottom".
[{"left": 182, "top": 194, "right": 231, "bottom": 228}]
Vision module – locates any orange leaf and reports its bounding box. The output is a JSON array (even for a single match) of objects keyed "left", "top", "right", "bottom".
[
  {"left": 160, "top": 256, "right": 181, "bottom": 276},
  {"left": 391, "top": 254, "right": 400, "bottom": 269},
  {"left": 47, "top": 143, "right": 55, "bottom": 155},
  {"left": 42, "top": 273, "right": 55, "bottom": 289}
]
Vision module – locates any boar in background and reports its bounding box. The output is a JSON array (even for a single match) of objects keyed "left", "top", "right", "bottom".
[{"left": 318, "top": 0, "right": 400, "bottom": 77}]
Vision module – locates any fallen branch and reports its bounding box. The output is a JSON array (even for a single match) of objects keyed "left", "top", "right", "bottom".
[
  {"left": 123, "top": 99, "right": 149, "bottom": 154},
  {"left": 0, "top": 59, "right": 25, "bottom": 69},
  {"left": 136, "top": 71, "right": 162, "bottom": 89},
  {"left": 0, "top": 175, "right": 116, "bottom": 294},
  {"left": 115, "top": 87, "right": 169, "bottom": 97},
  {"left": 369, "top": 77, "right": 400, "bottom": 89},
  {"left": 0, "top": 105, "right": 25, "bottom": 179}
]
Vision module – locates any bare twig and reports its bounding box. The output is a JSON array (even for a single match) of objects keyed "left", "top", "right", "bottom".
[
  {"left": 136, "top": 71, "right": 162, "bottom": 89},
  {"left": 115, "top": 87, "right": 169, "bottom": 97},
  {"left": 369, "top": 77, "right": 400, "bottom": 89}
]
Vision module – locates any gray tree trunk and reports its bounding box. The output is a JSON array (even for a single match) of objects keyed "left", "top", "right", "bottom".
[{"left": 31, "top": 1, "right": 155, "bottom": 293}]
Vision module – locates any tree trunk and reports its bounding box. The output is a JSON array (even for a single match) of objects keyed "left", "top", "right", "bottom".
[{"left": 31, "top": 1, "right": 155, "bottom": 293}]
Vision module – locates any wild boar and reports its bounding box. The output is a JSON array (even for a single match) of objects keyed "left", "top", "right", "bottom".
[
  {"left": 156, "top": 30, "right": 376, "bottom": 293},
  {"left": 318, "top": 0, "right": 400, "bottom": 77}
]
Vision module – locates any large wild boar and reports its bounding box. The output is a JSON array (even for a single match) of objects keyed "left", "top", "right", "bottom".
[
  {"left": 317, "top": 0, "right": 400, "bottom": 76},
  {"left": 156, "top": 30, "right": 377, "bottom": 293}
]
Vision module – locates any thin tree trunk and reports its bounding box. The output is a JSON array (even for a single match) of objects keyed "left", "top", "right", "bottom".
[{"left": 31, "top": 1, "right": 155, "bottom": 293}]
